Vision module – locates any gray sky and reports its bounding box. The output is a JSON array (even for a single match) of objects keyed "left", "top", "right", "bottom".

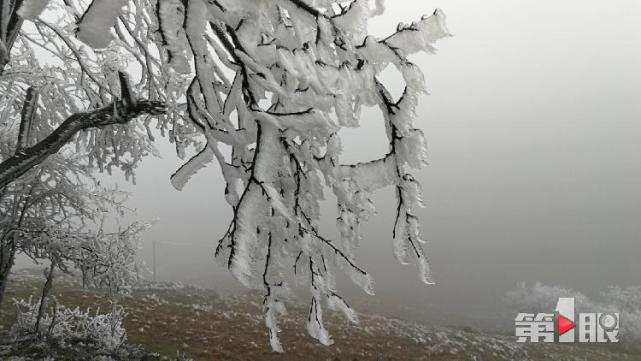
[{"left": 94, "top": 0, "right": 641, "bottom": 325}]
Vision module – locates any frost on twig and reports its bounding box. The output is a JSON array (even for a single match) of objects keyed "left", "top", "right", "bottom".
[
  {"left": 12, "top": 296, "right": 128, "bottom": 352},
  {"left": 0, "top": 71, "right": 166, "bottom": 190}
]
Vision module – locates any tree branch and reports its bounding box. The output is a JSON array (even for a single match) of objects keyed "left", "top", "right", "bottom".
[
  {"left": 0, "top": 72, "right": 166, "bottom": 190},
  {"left": 0, "top": 0, "right": 24, "bottom": 74},
  {"left": 16, "top": 86, "right": 39, "bottom": 152}
]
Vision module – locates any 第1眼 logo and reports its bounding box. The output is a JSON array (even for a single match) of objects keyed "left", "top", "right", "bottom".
[{"left": 514, "top": 297, "right": 619, "bottom": 343}]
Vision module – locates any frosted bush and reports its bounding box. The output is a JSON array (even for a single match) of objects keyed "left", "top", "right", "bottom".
[{"left": 11, "top": 297, "right": 127, "bottom": 352}]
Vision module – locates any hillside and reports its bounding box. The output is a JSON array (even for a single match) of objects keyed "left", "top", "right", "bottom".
[{"left": 0, "top": 270, "right": 638, "bottom": 361}]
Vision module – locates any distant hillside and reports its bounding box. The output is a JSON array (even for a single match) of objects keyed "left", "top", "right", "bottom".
[{"left": 1, "top": 269, "right": 639, "bottom": 361}]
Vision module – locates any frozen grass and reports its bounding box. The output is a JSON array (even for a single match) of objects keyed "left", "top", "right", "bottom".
[{"left": 1, "top": 270, "right": 640, "bottom": 361}]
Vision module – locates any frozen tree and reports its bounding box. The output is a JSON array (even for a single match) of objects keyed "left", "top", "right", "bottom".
[
  {"left": 0, "top": 110, "right": 146, "bottom": 343},
  {"left": 0, "top": 112, "right": 146, "bottom": 312},
  {"left": 8, "top": 220, "right": 144, "bottom": 347},
  {"left": 0, "top": 0, "right": 167, "bottom": 190},
  {"left": 0, "top": 0, "right": 161, "bottom": 309},
  {"left": 0, "top": 47, "right": 148, "bottom": 314},
  {"left": 5, "top": 0, "right": 451, "bottom": 351}
]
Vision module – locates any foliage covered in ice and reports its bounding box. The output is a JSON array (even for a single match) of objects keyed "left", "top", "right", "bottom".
[
  {"left": 2, "top": 0, "right": 451, "bottom": 351},
  {"left": 0, "top": 111, "right": 147, "bottom": 307},
  {"left": 1, "top": 0, "right": 153, "bottom": 313},
  {"left": 11, "top": 297, "right": 128, "bottom": 352},
  {"left": 160, "top": 1, "right": 448, "bottom": 350}
]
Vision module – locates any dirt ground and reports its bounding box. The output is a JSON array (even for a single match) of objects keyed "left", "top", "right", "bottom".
[{"left": 1, "top": 271, "right": 639, "bottom": 361}]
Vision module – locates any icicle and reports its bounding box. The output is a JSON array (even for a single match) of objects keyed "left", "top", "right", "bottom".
[{"left": 386, "top": 9, "right": 451, "bottom": 57}]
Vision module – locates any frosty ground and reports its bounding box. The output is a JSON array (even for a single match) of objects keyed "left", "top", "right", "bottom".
[{"left": 0, "top": 270, "right": 638, "bottom": 361}]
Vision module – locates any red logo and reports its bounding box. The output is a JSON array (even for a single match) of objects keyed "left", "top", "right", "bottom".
[{"left": 558, "top": 314, "right": 575, "bottom": 336}]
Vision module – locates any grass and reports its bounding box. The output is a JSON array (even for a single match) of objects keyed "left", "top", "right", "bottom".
[{"left": 1, "top": 271, "right": 640, "bottom": 361}]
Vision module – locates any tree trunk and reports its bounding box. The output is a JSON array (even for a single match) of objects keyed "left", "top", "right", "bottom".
[
  {"left": 0, "top": 238, "right": 16, "bottom": 315},
  {"left": 34, "top": 261, "right": 55, "bottom": 336},
  {"left": 0, "top": 0, "right": 24, "bottom": 75}
]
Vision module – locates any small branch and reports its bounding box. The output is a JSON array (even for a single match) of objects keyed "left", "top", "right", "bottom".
[
  {"left": 34, "top": 260, "right": 55, "bottom": 337},
  {"left": 118, "top": 72, "right": 136, "bottom": 108},
  {"left": 286, "top": 0, "right": 324, "bottom": 18},
  {"left": 16, "top": 86, "right": 39, "bottom": 153}
]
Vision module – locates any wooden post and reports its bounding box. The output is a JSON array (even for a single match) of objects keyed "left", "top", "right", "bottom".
[{"left": 152, "top": 240, "right": 157, "bottom": 283}]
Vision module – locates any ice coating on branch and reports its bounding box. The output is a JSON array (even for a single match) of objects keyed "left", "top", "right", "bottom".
[
  {"left": 158, "top": 0, "right": 191, "bottom": 74},
  {"left": 265, "top": 298, "right": 286, "bottom": 352},
  {"left": 328, "top": 292, "right": 359, "bottom": 324},
  {"left": 170, "top": 146, "right": 214, "bottom": 191},
  {"left": 307, "top": 291, "right": 334, "bottom": 346},
  {"left": 56, "top": 0, "right": 451, "bottom": 352},
  {"left": 344, "top": 262, "right": 375, "bottom": 296},
  {"left": 76, "top": 0, "right": 127, "bottom": 48},
  {"left": 9, "top": 0, "right": 451, "bottom": 350},
  {"left": 17, "top": 0, "right": 50, "bottom": 20},
  {"left": 419, "top": 251, "right": 435, "bottom": 285},
  {"left": 372, "top": 0, "right": 386, "bottom": 17},
  {"left": 386, "top": 9, "right": 451, "bottom": 56},
  {"left": 333, "top": 0, "right": 370, "bottom": 42},
  {"left": 227, "top": 183, "right": 266, "bottom": 289},
  {"left": 398, "top": 129, "right": 429, "bottom": 169},
  {"left": 263, "top": 183, "right": 294, "bottom": 222}
]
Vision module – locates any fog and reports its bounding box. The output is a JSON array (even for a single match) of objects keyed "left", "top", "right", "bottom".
[{"left": 32, "top": 0, "right": 640, "bottom": 329}]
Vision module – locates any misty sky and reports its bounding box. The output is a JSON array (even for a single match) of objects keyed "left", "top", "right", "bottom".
[{"left": 59, "top": 0, "right": 641, "bottom": 325}]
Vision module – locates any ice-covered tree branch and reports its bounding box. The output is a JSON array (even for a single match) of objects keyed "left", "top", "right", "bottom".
[
  {"left": 5, "top": 0, "right": 451, "bottom": 352},
  {"left": 0, "top": 72, "right": 166, "bottom": 190},
  {"left": 148, "top": 0, "right": 450, "bottom": 351}
]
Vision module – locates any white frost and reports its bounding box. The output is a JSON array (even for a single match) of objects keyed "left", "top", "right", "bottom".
[
  {"left": 75, "top": 0, "right": 127, "bottom": 48},
  {"left": 17, "top": 0, "right": 50, "bottom": 20}
]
